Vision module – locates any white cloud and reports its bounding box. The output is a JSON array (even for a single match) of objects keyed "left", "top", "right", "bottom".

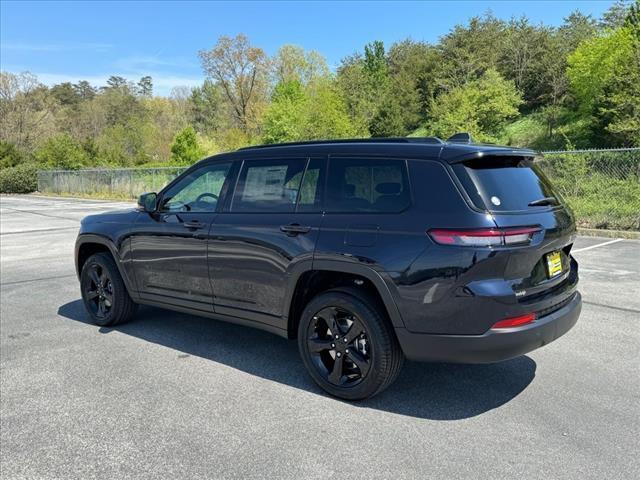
[{"left": 114, "top": 55, "right": 198, "bottom": 71}]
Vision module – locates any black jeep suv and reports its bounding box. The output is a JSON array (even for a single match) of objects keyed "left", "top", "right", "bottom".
[{"left": 75, "top": 136, "right": 581, "bottom": 400}]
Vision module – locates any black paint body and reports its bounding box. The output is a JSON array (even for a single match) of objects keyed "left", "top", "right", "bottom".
[{"left": 76, "top": 140, "right": 582, "bottom": 363}]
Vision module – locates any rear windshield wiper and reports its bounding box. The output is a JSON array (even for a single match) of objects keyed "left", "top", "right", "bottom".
[{"left": 528, "top": 196, "right": 558, "bottom": 207}]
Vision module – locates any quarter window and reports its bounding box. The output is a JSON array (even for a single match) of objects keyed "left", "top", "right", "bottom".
[{"left": 326, "top": 158, "right": 410, "bottom": 213}]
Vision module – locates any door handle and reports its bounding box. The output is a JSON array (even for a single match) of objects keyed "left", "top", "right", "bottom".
[
  {"left": 183, "top": 221, "right": 206, "bottom": 229},
  {"left": 280, "top": 224, "right": 311, "bottom": 235}
]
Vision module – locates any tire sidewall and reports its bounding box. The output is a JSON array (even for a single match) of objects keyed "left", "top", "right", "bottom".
[
  {"left": 80, "top": 254, "right": 120, "bottom": 327},
  {"left": 298, "top": 291, "right": 392, "bottom": 400}
]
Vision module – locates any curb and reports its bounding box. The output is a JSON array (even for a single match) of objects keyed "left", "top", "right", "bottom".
[{"left": 577, "top": 228, "right": 640, "bottom": 240}]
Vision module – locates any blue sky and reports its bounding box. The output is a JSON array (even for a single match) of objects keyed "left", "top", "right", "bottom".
[{"left": 1, "top": 0, "right": 614, "bottom": 95}]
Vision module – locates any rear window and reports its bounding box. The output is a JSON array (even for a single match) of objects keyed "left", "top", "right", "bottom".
[{"left": 452, "top": 156, "right": 560, "bottom": 212}]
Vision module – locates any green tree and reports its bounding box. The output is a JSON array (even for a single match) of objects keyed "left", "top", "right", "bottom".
[
  {"left": 300, "top": 79, "right": 360, "bottom": 140},
  {"left": 189, "top": 80, "right": 226, "bottom": 134},
  {"left": 598, "top": 3, "right": 640, "bottom": 145},
  {"left": 498, "top": 18, "right": 551, "bottom": 106},
  {"left": 262, "top": 81, "right": 306, "bottom": 144},
  {"left": 363, "top": 41, "right": 388, "bottom": 86},
  {"left": 99, "top": 83, "right": 146, "bottom": 127},
  {"left": 387, "top": 40, "right": 439, "bottom": 117},
  {"left": 336, "top": 41, "right": 391, "bottom": 135},
  {"left": 170, "top": 126, "right": 205, "bottom": 165},
  {"left": 105, "top": 76, "right": 129, "bottom": 90},
  {"left": 336, "top": 53, "right": 377, "bottom": 132},
  {"left": 427, "top": 69, "right": 523, "bottom": 142},
  {"left": 74, "top": 80, "right": 97, "bottom": 101},
  {"left": 567, "top": 27, "right": 634, "bottom": 123},
  {"left": 94, "top": 117, "right": 151, "bottom": 166},
  {"left": 0, "top": 141, "right": 27, "bottom": 169},
  {"left": 137, "top": 76, "right": 153, "bottom": 97},
  {"left": 34, "top": 134, "right": 89, "bottom": 169},
  {"left": 198, "top": 34, "right": 269, "bottom": 133},
  {"left": 436, "top": 13, "right": 507, "bottom": 89},
  {"left": 600, "top": 0, "right": 633, "bottom": 29},
  {"left": 50, "top": 82, "right": 81, "bottom": 106},
  {"left": 371, "top": 40, "right": 439, "bottom": 136},
  {"left": 0, "top": 72, "right": 59, "bottom": 151},
  {"left": 369, "top": 98, "right": 406, "bottom": 137},
  {"left": 273, "top": 45, "right": 329, "bottom": 85}
]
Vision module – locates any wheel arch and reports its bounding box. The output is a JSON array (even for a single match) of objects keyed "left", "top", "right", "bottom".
[
  {"left": 75, "top": 234, "right": 138, "bottom": 299},
  {"left": 285, "top": 260, "right": 405, "bottom": 339}
]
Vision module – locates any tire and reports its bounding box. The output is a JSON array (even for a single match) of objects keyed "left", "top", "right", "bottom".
[
  {"left": 80, "top": 252, "right": 137, "bottom": 327},
  {"left": 297, "top": 287, "right": 404, "bottom": 400}
]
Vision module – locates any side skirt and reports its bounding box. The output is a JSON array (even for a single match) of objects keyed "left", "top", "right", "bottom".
[{"left": 136, "top": 297, "right": 290, "bottom": 339}]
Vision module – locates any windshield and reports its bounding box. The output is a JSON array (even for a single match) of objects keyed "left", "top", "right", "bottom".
[{"left": 452, "top": 156, "right": 560, "bottom": 212}]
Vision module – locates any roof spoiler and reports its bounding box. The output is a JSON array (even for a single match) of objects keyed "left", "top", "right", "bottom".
[{"left": 446, "top": 132, "right": 473, "bottom": 144}]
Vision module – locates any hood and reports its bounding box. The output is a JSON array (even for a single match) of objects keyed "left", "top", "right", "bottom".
[{"left": 81, "top": 208, "right": 139, "bottom": 225}]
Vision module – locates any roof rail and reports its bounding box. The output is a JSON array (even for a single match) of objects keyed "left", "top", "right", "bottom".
[
  {"left": 446, "top": 132, "right": 474, "bottom": 144},
  {"left": 237, "top": 137, "right": 444, "bottom": 150}
]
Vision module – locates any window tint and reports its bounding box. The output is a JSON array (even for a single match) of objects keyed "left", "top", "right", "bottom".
[
  {"left": 232, "top": 158, "right": 306, "bottom": 212},
  {"left": 297, "top": 158, "right": 324, "bottom": 212},
  {"left": 326, "top": 158, "right": 410, "bottom": 213},
  {"left": 452, "top": 157, "right": 560, "bottom": 212},
  {"left": 161, "top": 162, "right": 231, "bottom": 212}
]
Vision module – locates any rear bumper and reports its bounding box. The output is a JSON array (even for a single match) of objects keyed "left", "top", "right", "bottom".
[{"left": 395, "top": 291, "right": 581, "bottom": 363}]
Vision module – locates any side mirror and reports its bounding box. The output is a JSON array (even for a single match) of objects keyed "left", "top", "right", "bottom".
[{"left": 138, "top": 192, "right": 158, "bottom": 212}]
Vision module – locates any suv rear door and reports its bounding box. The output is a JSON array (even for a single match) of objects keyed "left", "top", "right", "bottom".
[
  {"left": 451, "top": 155, "right": 577, "bottom": 296},
  {"left": 208, "top": 156, "right": 325, "bottom": 329},
  {"left": 315, "top": 156, "right": 422, "bottom": 273}
]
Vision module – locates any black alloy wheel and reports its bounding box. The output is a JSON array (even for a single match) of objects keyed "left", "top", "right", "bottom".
[
  {"left": 298, "top": 288, "right": 404, "bottom": 400},
  {"left": 84, "top": 263, "right": 114, "bottom": 319},
  {"left": 80, "top": 252, "right": 137, "bottom": 327},
  {"left": 306, "top": 306, "right": 372, "bottom": 386}
]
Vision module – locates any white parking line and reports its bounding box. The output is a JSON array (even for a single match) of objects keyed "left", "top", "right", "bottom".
[{"left": 572, "top": 238, "right": 624, "bottom": 253}]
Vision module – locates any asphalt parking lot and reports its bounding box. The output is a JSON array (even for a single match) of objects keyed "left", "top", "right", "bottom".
[{"left": 1, "top": 194, "right": 639, "bottom": 479}]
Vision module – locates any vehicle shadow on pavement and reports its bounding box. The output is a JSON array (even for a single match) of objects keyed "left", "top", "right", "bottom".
[{"left": 58, "top": 300, "right": 536, "bottom": 420}]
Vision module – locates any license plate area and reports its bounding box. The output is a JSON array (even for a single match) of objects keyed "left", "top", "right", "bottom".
[{"left": 546, "top": 250, "right": 563, "bottom": 278}]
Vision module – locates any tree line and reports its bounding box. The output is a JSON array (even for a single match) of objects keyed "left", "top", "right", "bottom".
[{"left": 0, "top": 0, "right": 638, "bottom": 175}]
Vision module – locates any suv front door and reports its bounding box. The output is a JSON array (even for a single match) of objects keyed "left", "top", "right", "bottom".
[
  {"left": 130, "top": 161, "right": 233, "bottom": 312},
  {"left": 209, "top": 157, "right": 325, "bottom": 329}
]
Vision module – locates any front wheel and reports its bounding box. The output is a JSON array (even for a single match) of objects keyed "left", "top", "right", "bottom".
[
  {"left": 80, "top": 252, "right": 136, "bottom": 327},
  {"left": 297, "top": 288, "right": 404, "bottom": 400}
]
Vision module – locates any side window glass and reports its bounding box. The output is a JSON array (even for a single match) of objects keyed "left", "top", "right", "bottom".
[
  {"left": 326, "top": 158, "right": 410, "bottom": 213},
  {"left": 232, "top": 158, "right": 306, "bottom": 212},
  {"left": 297, "top": 158, "right": 324, "bottom": 212},
  {"left": 161, "top": 163, "right": 231, "bottom": 212}
]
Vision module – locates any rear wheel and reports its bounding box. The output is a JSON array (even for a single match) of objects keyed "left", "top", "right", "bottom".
[
  {"left": 80, "top": 252, "right": 136, "bottom": 327},
  {"left": 297, "top": 288, "right": 404, "bottom": 400}
]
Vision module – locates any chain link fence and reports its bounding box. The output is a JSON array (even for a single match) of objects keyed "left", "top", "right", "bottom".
[
  {"left": 537, "top": 148, "right": 639, "bottom": 231},
  {"left": 37, "top": 148, "right": 640, "bottom": 230},
  {"left": 38, "top": 167, "right": 187, "bottom": 200}
]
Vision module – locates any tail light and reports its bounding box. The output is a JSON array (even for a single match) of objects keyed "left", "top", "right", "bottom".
[
  {"left": 492, "top": 313, "right": 536, "bottom": 329},
  {"left": 428, "top": 226, "right": 541, "bottom": 247}
]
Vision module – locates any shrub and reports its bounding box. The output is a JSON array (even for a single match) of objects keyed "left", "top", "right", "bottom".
[
  {"left": 170, "top": 126, "right": 205, "bottom": 165},
  {"left": 0, "top": 163, "right": 38, "bottom": 193},
  {"left": 539, "top": 152, "right": 640, "bottom": 230},
  {"left": 0, "top": 141, "right": 27, "bottom": 169},
  {"left": 34, "top": 134, "right": 89, "bottom": 169}
]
